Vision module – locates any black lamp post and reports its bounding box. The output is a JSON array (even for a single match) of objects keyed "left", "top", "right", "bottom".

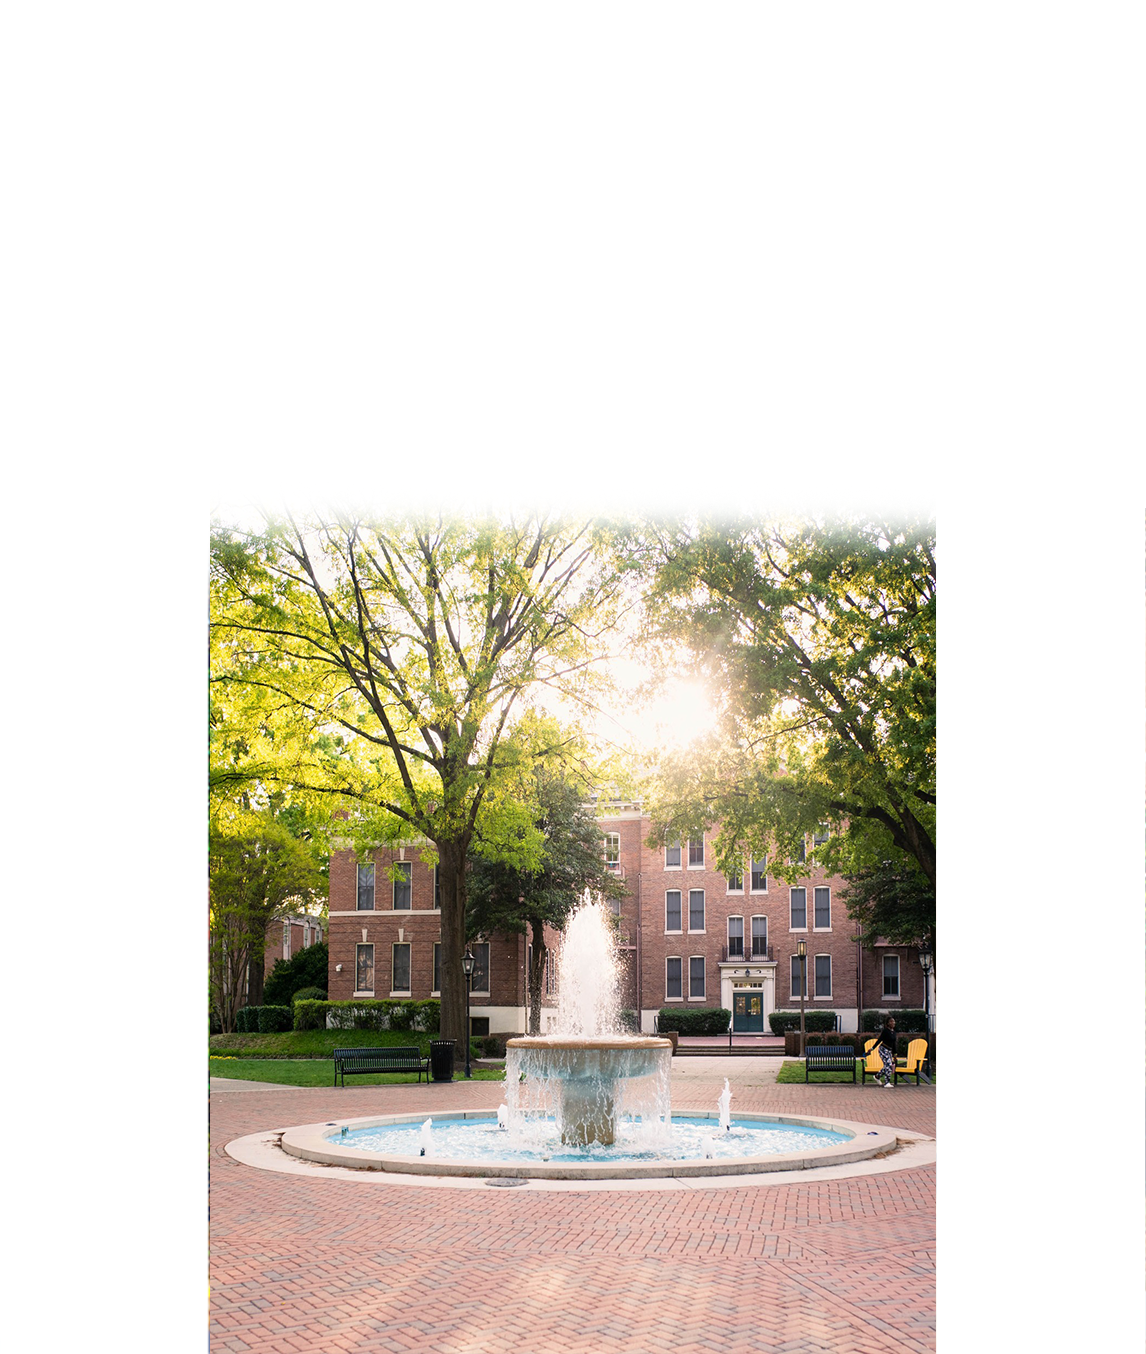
[
  {"left": 461, "top": 949, "right": 475, "bottom": 1079},
  {"left": 919, "top": 947, "right": 934, "bottom": 1075},
  {"left": 796, "top": 939, "right": 807, "bottom": 1055}
]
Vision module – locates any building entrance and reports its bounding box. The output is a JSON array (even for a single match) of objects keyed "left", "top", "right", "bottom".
[{"left": 732, "top": 991, "right": 764, "bottom": 1033}]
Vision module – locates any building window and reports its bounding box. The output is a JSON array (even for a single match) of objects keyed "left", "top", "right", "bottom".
[
  {"left": 792, "top": 838, "right": 806, "bottom": 864},
  {"left": 813, "top": 825, "right": 829, "bottom": 847},
  {"left": 433, "top": 942, "right": 441, "bottom": 994},
  {"left": 391, "top": 943, "right": 411, "bottom": 993},
  {"left": 813, "top": 886, "right": 831, "bottom": 930},
  {"left": 689, "top": 956, "right": 705, "bottom": 1000},
  {"left": 665, "top": 839, "right": 681, "bottom": 868},
  {"left": 666, "top": 957, "right": 682, "bottom": 1000},
  {"left": 751, "top": 915, "right": 768, "bottom": 956},
  {"left": 726, "top": 867, "right": 743, "bottom": 892},
  {"left": 790, "top": 887, "right": 807, "bottom": 930},
  {"left": 392, "top": 862, "right": 412, "bottom": 910},
  {"left": 814, "top": 954, "right": 831, "bottom": 998},
  {"left": 727, "top": 916, "right": 744, "bottom": 957},
  {"left": 688, "top": 889, "right": 705, "bottom": 932},
  {"left": 357, "top": 862, "right": 375, "bottom": 911},
  {"left": 665, "top": 890, "right": 682, "bottom": 932},
  {"left": 609, "top": 895, "right": 622, "bottom": 916},
  {"left": 471, "top": 941, "right": 490, "bottom": 994},
  {"left": 356, "top": 943, "right": 374, "bottom": 993},
  {"left": 883, "top": 954, "right": 900, "bottom": 998},
  {"left": 790, "top": 954, "right": 804, "bottom": 999},
  {"left": 282, "top": 921, "right": 290, "bottom": 959},
  {"left": 434, "top": 865, "right": 441, "bottom": 910},
  {"left": 750, "top": 857, "right": 767, "bottom": 892},
  {"left": 604, "top": 833, "right": 620, "bottom": 871},
  {"left": 688, "top": 836, "right": 704, "bottom": 867}
]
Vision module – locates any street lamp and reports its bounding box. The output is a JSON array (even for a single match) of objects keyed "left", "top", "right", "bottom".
[
  {"left": 461, "top": 950, "right": 475, "bottom": 1079},
  {"left": 796, "top": 940, "right": 807, "bottom": 1055},
  {"left": 918, "top": 947, "right": 934, "bottom": 1079}
]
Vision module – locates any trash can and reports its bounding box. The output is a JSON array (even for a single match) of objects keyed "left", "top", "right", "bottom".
[{"left": 429, "top": 1039, "right": 456, "bottom": 1082}]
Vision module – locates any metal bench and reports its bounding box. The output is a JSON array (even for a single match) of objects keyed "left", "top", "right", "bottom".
[
  {"left": 333, "top": 1046, "right": 431, "bottom": 1086},
  {"left": 804, "top": 1044, "right": 857, "bottom": 1082}
]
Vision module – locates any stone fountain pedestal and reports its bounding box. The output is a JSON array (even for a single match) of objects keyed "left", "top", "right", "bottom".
[{"left": 506, "top": 1036, "right": 673, "bottom": 1146}]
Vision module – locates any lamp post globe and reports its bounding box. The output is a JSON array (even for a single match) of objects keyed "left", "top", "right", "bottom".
[{"left": 461, "top": 950, "right": 475, "bottom": 1079}]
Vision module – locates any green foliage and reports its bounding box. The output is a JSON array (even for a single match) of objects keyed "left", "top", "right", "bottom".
[
  {"left": 235, "top": 1005, "right": 294, "bottom": 1033},
  {"left": 291, "top": 998, "right": 442, "bottom": 1034},
  {"left": 263, "top": 941, "right": 330, "bottom": 1006},
  {"left": 803, "top": 1032, "right": 867, "bottom": 1053},
  {"left": 631, "top": 518, "right": 935, "bottom": 894},
  {"left": 291, "top": 986, "right": 327, "bottom": 1003},
  {"left": 842, "top": 860, "right": 934, "bottom": 948},
  {"left": 656, "top": 1007, "right": 731, "bottom": 1035},
  {"left": 861, "top": 1009, "right": 928, "bottom": 1032},
  {"left": 768, "top": 1010, "right": 839, "bottom": 1034}
]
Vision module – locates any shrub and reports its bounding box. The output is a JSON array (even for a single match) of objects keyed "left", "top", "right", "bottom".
[
  {"left": 804, "top": 1032, "right": 867, "bottom": 1054},
  {"left": 292, "top": 998, "right": 441, "bottom": 1033},
  {"left": 656, "top": 1007, "right": 731, "bottom": 1035},
  {"left": 256, "top": 1005, "right": 294, "bottom": 1033},
  {"left": 263, "top": 941, "right": 329, "bottom": 1006},
  {"left": 618, "top": 1009, "right": 639, "bottom": 1033},
  {"left": 768, "top": 1010, "right": 839, "bottom": 1034},
  {"left": 291, "top": 986, "right": 327, "bottom": 1004},
  {"left": 861, "top": 1009, "right": 928, "bottom": 1032}
]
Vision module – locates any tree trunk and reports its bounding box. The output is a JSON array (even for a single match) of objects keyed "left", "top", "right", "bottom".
[
  {"left": 246, "top": 932, "right": 266, "bottom": 1008},
  {"left": 435, "top": 837, "right": 470, "bottom": 1050},
  {"left": 528, "top": 917, "right": 547, "bottom": 1035}
]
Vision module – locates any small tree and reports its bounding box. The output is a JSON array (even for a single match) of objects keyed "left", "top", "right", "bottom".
[
  {"left": 263, "top": 940, "right": 329, "bottom": 1006},
  {"left": 209, "top": 812, "right": 326, "bottom": 1031},
  {"left": 467, "top": 770, "right": 626, "bottom": 1034}
]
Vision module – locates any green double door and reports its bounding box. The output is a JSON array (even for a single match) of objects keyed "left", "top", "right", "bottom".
[{"left": 733, "top": 992, "right": 764, "bottom": 1033}]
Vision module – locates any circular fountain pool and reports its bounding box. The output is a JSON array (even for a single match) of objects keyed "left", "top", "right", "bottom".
[{"left": 280, "top": 1109, "right": 896, "bottom": 1181}]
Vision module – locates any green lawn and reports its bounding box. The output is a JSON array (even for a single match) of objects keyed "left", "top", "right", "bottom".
[
  {"left": 776, "top": 1059, "right": 934, "bottom": 1085},
  {"left": 209, "top": 1057, "right": 507, "bottom": 1087},
  {"left": 209, "top": 1028, "right": 485, "bottom": 1060}
]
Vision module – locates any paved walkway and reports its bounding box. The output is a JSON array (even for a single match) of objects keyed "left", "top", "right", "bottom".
[{"left": 210, "top": 1059, "right": 935, "bottom": 1353}]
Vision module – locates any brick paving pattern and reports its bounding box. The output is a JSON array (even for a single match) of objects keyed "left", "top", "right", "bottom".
[{"left": 210, "top": 1072, "right": 935, "bottom": 1353}]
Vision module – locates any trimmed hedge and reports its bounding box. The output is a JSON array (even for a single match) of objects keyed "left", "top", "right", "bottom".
[
  {"left": 292, "top": 998, "right": 442, "bottom": 1033},
  {"left": 236, "top": 1005, "right": 294, "bottom": 1034},
  {"left": 656, "top": 1007, "right": 732, "bottom": 1035},
  {"left": 768, "top": 1010, "right": 839, "bottom": 1034},
  {"left": 291, "top": 986, "right": 327, "bottom": 1004},
  {"left": 862, "top": 1009, "right": 928, "bottom": 1032}
]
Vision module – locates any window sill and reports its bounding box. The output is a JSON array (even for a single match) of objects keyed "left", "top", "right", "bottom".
[
  {"left": 664, "top": 930, "right": 683, "bottom": 936},
  {"left": 352, "top": 991, "right": 375, "bottom": 998},
  {"left": 389, "top": 991, "right": 412, "bottom": 998},
  {"left": 663, "top": 997, "right": 684, "bottom": 1003}
]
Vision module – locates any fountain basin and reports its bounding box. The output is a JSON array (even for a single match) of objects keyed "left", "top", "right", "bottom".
[
  {"left": 506, "top": 1036, "right": 673, "bottom": 1146},
  {"left": 279, "top": 1110, "right": 899, "bottom": 1181}
]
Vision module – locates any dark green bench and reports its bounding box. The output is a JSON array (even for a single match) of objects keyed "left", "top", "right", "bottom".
[
  {"left": 333, "top": 1046, "right": 430, "bottom": 1086},
  {"left": 804, "top": 1044, "right": 857, "bottom": 1082}
]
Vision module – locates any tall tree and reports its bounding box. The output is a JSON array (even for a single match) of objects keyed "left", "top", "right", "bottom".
[
  {"left": 839, "top": 855, "right": 934, "bottom": 949},
  {"left": 209, "top": 810, "right": 327, "bottom": 1030},
  {"left": 467, "top": 769, "right": 627, "bottom": 1034},
  {"left": 210, "top": 513, "right": 624, "bottom": 1048},
  {"left": 630, "top": 516, "right": 935, "bottom": 895}
]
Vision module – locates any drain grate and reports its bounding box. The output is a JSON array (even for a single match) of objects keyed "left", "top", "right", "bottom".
[{"left": 484, "top": 1177, "right": 528, "bottom": 1188}]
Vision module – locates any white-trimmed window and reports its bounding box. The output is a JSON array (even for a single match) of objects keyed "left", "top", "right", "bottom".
[
  {"left": 665, "top": 839, "right": 681, "bottom": 868},
  {"left": 813, "top": 886, "right": 831, "bottom": 930},
  {"left": 750, "top": 857, "right": 767, "bottom": 892},
  {"left": 727, "top": 916, "right": 744, "bottom": 957},
  {"left": 433, "top": 865, "right": 441, "bottom": 910},
  {"left": 688, "top": 889, "right": 705, "bottom": 932},
  {"left": 883, "top": 954, "right": 900, "bottom": 998},
  {"left": 356, "top": 943, "right": 374, "bottom": 993},
  {"left": 432, "top": 942, "right": 441, "bottom": 995},
  {"left": 790, "top": 887, "right": 807, "bottom": 930},
  {"left": 726, "top": 867, "right": 743, "bottom": 892},
  {"left": 813, "top": 825, "right": 830, "bottom": 847},
  {"left": 391, "top": 943, "right": 411, "bottom": 994},
  {"left": 392, "top": 862, "right": 412, "bottom": 910},
  {"left": 790, "top": 955, "right": 805, "bottom": 999},
  {"left": 665, "top": 890, "right": 682, "bottom": 932},
  {"left": 791, "top": 838, "right": 806, "bottom": 864},
  {"left": 604, "top": 833, "right": 621, "bottom": 871},
  {"left": 357, "top": 862, "right": 375, "bottom": 910},
  {"left": 471, "top": 941, "right": 490, "bottom": 994},
  {"left": 282, "top": 920, "right": 290, "bottom": 959},
  {"left": 688, "top": 836, "right": 704, "bottom": 868},
  {"left": 814, "top": 954, "right": 832, "bottom": 998},
  {"left": 666, "top": 957, "right": 683, "bottom": 1000},
  {"left": 751, "top": 915, "right": 768, "bottom": 956},
  {"left": 689, "top": 956, "right": 706, "bottom": 1000}
]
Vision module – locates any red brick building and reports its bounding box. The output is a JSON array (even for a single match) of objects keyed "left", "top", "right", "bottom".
[
  {"left": 325, "top": 803, "right": 929, "bottom": 1036},
  {"left": 264, "top": 913, "right": 325, "bottom": 980}
]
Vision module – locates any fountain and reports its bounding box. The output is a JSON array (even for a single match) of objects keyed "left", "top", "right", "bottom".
[{"left": 504, "top": 895, "right": 672, "bottom": 1147}]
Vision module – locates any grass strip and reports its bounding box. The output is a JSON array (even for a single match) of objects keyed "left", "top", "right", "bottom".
[
  {"left": 209, "top": 1057, "right": 506, "bottom": 1087},
  {"left": 775, "top": 1060, "right": 935, "bottom": 1085}
]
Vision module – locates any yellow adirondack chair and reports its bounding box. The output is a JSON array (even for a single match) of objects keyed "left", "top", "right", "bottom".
[
  {"left": 894, "top": 1038, "right": 929, "bottom": 1085},
  {"left": 861, "top": 1037, "right": 883, "bottom": 1084}
]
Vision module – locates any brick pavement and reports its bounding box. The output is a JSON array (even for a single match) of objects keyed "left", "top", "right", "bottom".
[{"left": 210, "top": 1071, "right": 935, "bottom": 1354}]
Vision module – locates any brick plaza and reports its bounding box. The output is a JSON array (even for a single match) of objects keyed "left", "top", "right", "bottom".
[{"left": 210, "top": 1063, "right": 936, "bottom": 1354}]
